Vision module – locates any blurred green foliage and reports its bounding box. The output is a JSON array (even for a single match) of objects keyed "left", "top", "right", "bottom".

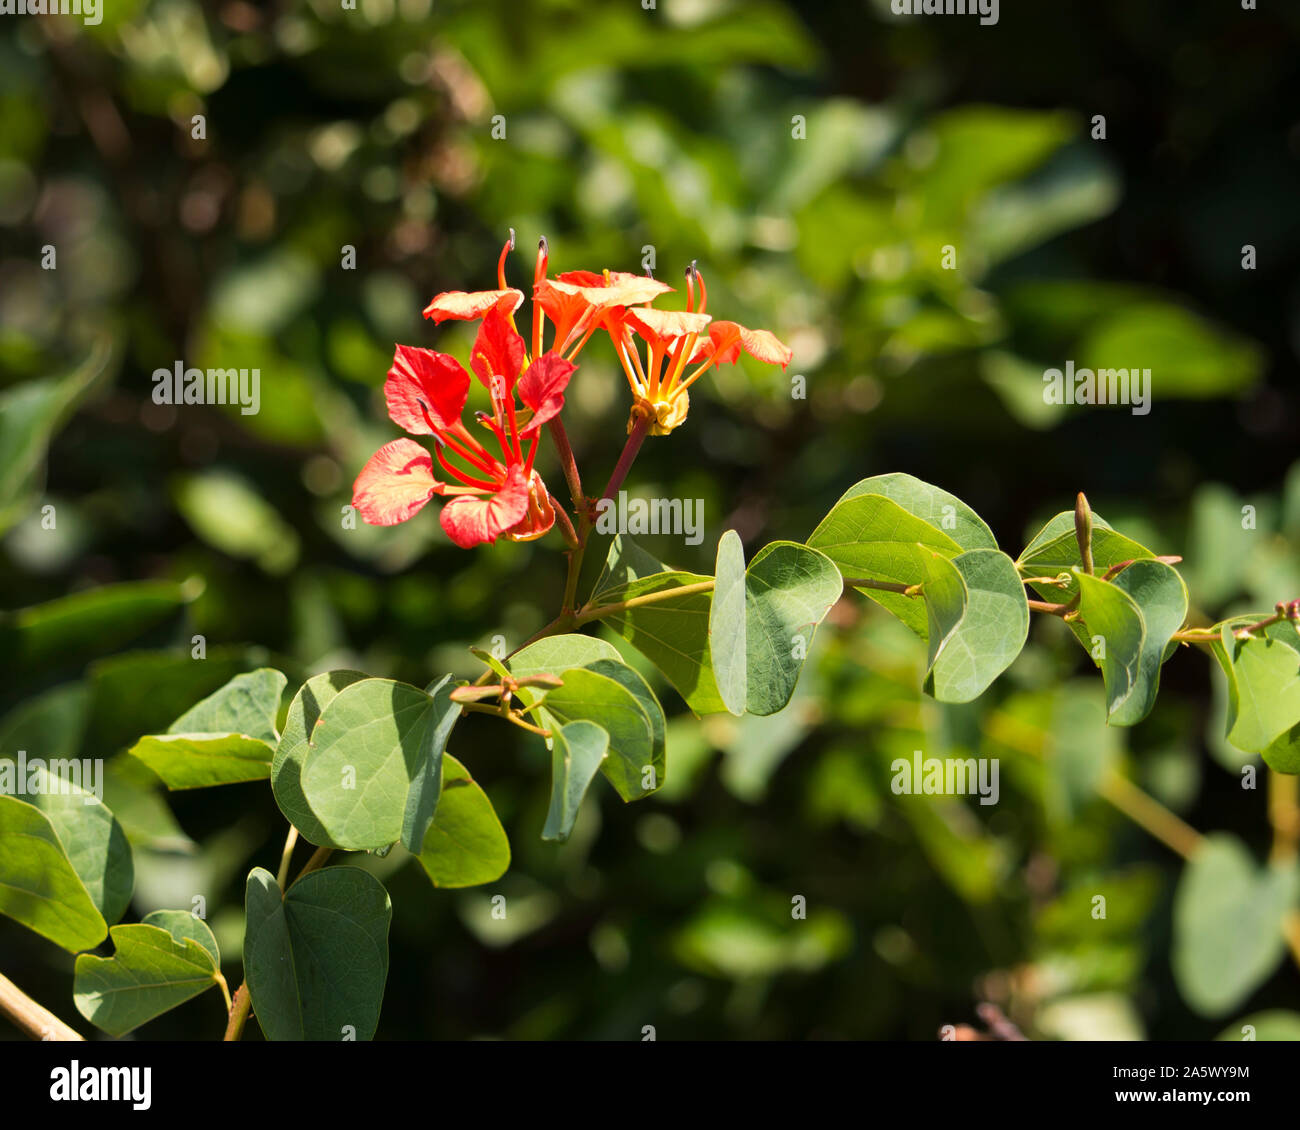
[{"left": 2, "top": 0, "right": 1299, "bottom": 1040}]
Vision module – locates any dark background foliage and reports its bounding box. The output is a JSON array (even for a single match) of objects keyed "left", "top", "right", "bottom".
[{"left": 2, "top": 0, "right": 1298, "bottom": 1039}]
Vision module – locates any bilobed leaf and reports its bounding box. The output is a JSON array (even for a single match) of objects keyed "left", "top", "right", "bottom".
[
  {"left": 1172, "top": 835, "right": 1299, "bottom": 1017},
  {"left": 125, "top": 668, "right": 289, "bottom": 790},
  {"left": 582, "top": 659, "right": 666, "bottom": 771},
  {"left": 141, "top": 909, "right": 220, "bottom": 967},
  {"left": 542, "top": 722, "right": 609, "bottom": 843},
  {"left": 1213, "top": 619, "right": 1300, "bottom": 773},
  {"left": 74, "top": 923, "right": 218, "bottom": 1036},
  {"left": 836, "top": 474, "right": 997, "bottom": 551},
  {"left": 710, "top": 529, "right": 748, "bottom": 716},
  {"left": 401, "top": 675, "right": 462, "bottom": 854},
  {"left": 4, "top": 761, "right": 134, "bottom": 925},
  {"left": 591, "top": 534, "right": 674, "bottom": 601},
  {"left": 743, "top": 541, "right": 842, "bottom": 716},
  {"left": 0, "top": 794, "right": 107, "bottom": 952},
  {"left": 168, "top": 668, "right": 286, "bottom": 743},
  {"left": 244, "top": 866, "right": 391, "bottom": 1041},
  {"left": 507, "top": 634, "right": 622, "bottom": 681},
  {"left": 299, "top": 677, "right": 463, "bottom": 852},
  {"left": 127, "top": 733, "right": 276, "bottom": 789},
  {"left": 920, "top": 549, "right": 1030, "bottom": 703},
  {"left": 416, "top": 755, "right": 510, "bottom": 887},
  {"left": 1108, "top": 559, "right": 1189, "bottom": 726},
  {"left": 1070, "top": 569, "right": 1145, "bottom": 719},
  {"left": 1018, "top": 509, "right": 1154, "bottom": 578},
  {"left": 542, "top": 666, "right": 658, "bottom": 800},
  {"left": 272, "top": 670, "right": 368, "bottom": 846},
  {"left": 599, "top": 570, "right": 728, "bottom": 715},
  {"left": 807, "top": 491, "right": 962, "bottom": 636}
]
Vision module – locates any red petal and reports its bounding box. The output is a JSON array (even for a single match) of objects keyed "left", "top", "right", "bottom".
[
  {"left": 422, "top": 289, "right": 524, "bottom": 323},
  {"left": 438, "top": 465, "right": 532, "bottom": 548},
  {"left": 353, "top": 439, "right": 444, "bottom": 526},
  {"left": 385, "top": 345, "right": 470, "bottom": 434},
  {"left": 626, "top": 308, "right": 712, "bottom": 351},
  {"left": 516, "top": 352, "right": 575, "bottom": 435},
  {"left": 470, "top": 305, "right": 526, "bottom": 391},
  {"left": 705, "top": 321, "right": 793, "bottom": 368},
  {"left": 505, "top": 470, "right": 556, "bottom": 542},
  {"left": 555, "top": 270, "right": 605, "bottom": 288},
  {"left": 583, "top": 272, "right": 674, "bottom": 307}
]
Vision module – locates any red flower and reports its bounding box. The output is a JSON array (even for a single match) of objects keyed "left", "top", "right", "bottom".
[
  {"left": 608, "top": 263, "right": 792, "bottom": 435},
  {"left": 354, "top": 238, "right": 575, "bottom": 548}
]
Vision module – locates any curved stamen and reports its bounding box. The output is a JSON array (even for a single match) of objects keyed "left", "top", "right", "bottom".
[
  {"left": 434, "top": 439, "right": 498, "bottom": 491},
  {"left": 497, "top": 228, "right": 515, "bottom": 290},
  {"left": 416, "top": 399, "right": 499, "bottom": 476},
  {"left": 533, "top": 236, "right": 548, "bottom": 360},
  {"left": 476, "top": 410, "right": 516, "bottom": 466},
  {"left": 503, "top": 394, "right": 523, "bottom": 463},
  {"left": 620, "top": 325, "right": 649, "bottom": 390}
]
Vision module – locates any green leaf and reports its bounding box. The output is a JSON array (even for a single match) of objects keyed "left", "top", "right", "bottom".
[
  {"left": 1042, "top": 683, "right": 1120, "bottom": 822},
  {"left": 1216, "top": 1011, "right": 1300, "bottom": 1041},
  {"left": 0, "top": 335, "right": 116, "bottom": 535},
  {"left": 807, "top": 491, "right": 962, "bottom": 637},
  {"left": 743, "top": 541, "right": 842, "bottom": 716},
  {"left": 0, "top": 580, "right": 195, "bottom": 680},
  {"left": 591, "top": 534, "right": 675, "bottom": 601},
  {"left": 299, "top": 677, "right": 463, "bottom": 852},
  {"left": 127, "top": 733, "right": 276, "bottom": 790},
  {"left": 836, "top": 474, "right": 997, "bottom": 551},
  {"left": 1172, "top": 835, "right": 1299, "bottom": 1017},
  {"left": 1, "top": 760, "right": 134, "bottom": 924},
  {"left": 542, "top": 666, "right": 660, "bottom": 800},
  {"left": 507, "top": 634, "right": 622, "bottom": 681},
  {"left": 173, "top": 471, "right": 300, "bottom": 575},
  {"left": 73, "top": 922, "right": 219, "bottom": 1036},
  {"left": 542, "top": 721, "right": 609, "bottom": 843},
  {"left": 415, "top": 755, "right": 510, "bottom": 887},
  {"left": 1017, "top": 510, "right": 1154, "bottom": 578},
  {"left": 0, "top": 682, "right": 89, "bottom": 763},
  {"left": 920, "top": 548, "right": 1030, "bottom": 703},
  {"left": 469, "top": 646, "right": 511, "bottom": 681},
  {"left": 710, "top": 529, "right": 748, "bottom": 716},
  {"left": 168, "top": 668, "right": 286, "bottom": 743},
  {"left": 0, "top": 794, "right": 107, "bottom": 952},
  {"left": 1213, "top": 619, "right": 1300, "bottom": 773},
  {"left": 141, "top": 909, "right": 220, "bottom": 967},
  {"left": 599, "top": 570, "right": 729, "bottom": 715},
  {"left": 244, "top": 865, "right": 391, "bottom": 1041},
  {"left": 272, "top": 670, "right": 369, "bottom": 846},
  {"left": 124, "top": 668, "right": 289, "bottom": 790},
  {"left": 1108, "top": 560, "right": 1189, "bottom": 726},
  {"left": 1071, "top": 570, "right": 1146, "bottom": 719},
  {"left": 1080, "top": 302, "right": 1262, "bottom": 399}
]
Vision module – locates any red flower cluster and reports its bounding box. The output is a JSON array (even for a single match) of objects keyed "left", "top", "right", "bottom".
[
  {"left": 354, "top": 235, "right": 570, "bottom": 546},
  {"left": 354, "top": 233, "right": 792, "bottom": 546}
]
